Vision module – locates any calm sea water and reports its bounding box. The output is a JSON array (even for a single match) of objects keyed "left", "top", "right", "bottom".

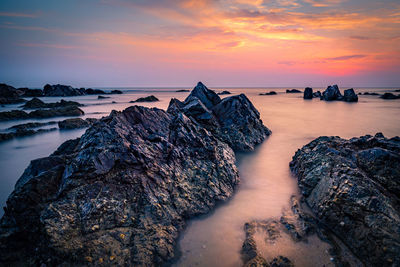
[{"left": 0, "top": 87, "right": 399, "bottom": 266}]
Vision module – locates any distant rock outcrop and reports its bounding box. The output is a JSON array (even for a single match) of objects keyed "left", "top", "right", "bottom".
[
  {"left": 58, "top": 118, "right": 96, "bottom": 129},
  {"left": 130, "top": 95, "right": 159, "bottom": 103},
  {"left": 321, "top": 85, "right": 342, "bottom": 101},
  {"left": 0, "top": 83, "right": 26, "bottom": 104},
  {"left": 286, "top": 89, "right": 302, "bottom": 93},
  {"left": 0, "top": 106, "right": 84, "bottom": 121},
  {"left": 343, "top": 88, "right": 358, "bottom": 102},
  {"left": 303, "top": 87, "right": 313, "bottom": 99},
  {"left": 218, "top": 90, "right": 232, "bottom": 95},
  {"left": 290, "top": 133, "right": 400, "bottom": 266},
  {"left": 381, "top": 93, "right": 400, "bottom": 100},
  {"left": 43, "top": 84, "right": 85, "bottom": 96},
  {"left": 21, "top": 97, "right": 82, "bottom": 109},
  {"left": 0, "top": 82, "right": 269, "bottom": 266},
  {"left": 259, "top": 91, "right": 277, "bottom": 96}
]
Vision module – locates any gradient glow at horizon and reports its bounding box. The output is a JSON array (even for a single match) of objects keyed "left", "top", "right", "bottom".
[{"left": 0, "top": 0, "right": 399, "bottom": 88}]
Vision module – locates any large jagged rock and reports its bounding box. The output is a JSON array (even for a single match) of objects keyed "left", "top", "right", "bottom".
[
  {"left": 0, "top": 104, "right": 241, "bottom": 266},
  {"left": 290, "top": 133, "right": 400, "bottom": 266},
  {"left": 168, "top": 82, "right": 271, "bottom": 151},
  {"left": 343, "top": 88, "right": 358, "bottom": 102},
  {"left": 321, "top": 85, "right": 343, "bottom": 101},
  {"left": 0, "top": 83, "right": 26, "bottom": 104},
  {"left": 43, "top": 84, "right": 85, "bottom": 96}
]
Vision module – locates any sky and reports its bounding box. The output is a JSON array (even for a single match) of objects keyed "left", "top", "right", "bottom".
[{"left": 0, "top": 0, "right": 399, "bottom": 88}]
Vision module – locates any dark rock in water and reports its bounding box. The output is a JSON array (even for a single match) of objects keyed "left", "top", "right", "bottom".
[
  {"left": 110, "top": 89, "right": 123, "bottom": 94},
  {"left": 362, "top": 92, "right": 380, "bottom": 96},
  {"left": 286, "top": 89, "right": 301, "bottom": 93},
  {"left": 0, "top": 106, "right": 84, "bottom": 121},
  {"left": 169, "top": 83, "right": 271, "bottom": 151},
  {"left": 312, "top": 91, "right": 321, "bottom": 98},
  {"left": 0, "top": 127, "right": 57, "bottom": 142},
  {"left": 290, "top": 133, "right": 400, "bottom": 266},
  {"left": 259, "top": 91, "right": 277, "bottom": 95},
  {"left": 0, "top": 83, "right": 26, "bottom": 104},
  {"left": 244, "top": 255, "right": 269, "bottom": 267},
  {"left": 9, "top": 121, "right": 57, "bottom": 131},
  {"left": 0, "top": 82, "right": 269, "bottom": 266},
  {"left": 218, "top": 90, "right": 232, "bottom": 95},
  {"left": 58, "top": 118, "right": 96, "bottom": 129},
  {"left": 0, "top": 105, "right": 240, "bottom": 266},
  {"left": 85, "top": 88, "right": 106, "bottom": 95},
  {"left": 270, "top": 256, "right": 294, "bottom": 267},
  {"left": 303, "top": 87, "right": 313, "bottom": 99},
  {"left": 97, "top": 95, "right": 110, "bottom": 99},
  {"left": 22, "top": 97, "right": 82, "bottom": 109},
  {"left": 176, "top": 89, "right": 190, "bottom": 92},
  {"left": 380, "top": 92, "right": 400, "bottom": 99},
  {"left": 343, "top": 88, "right": 358, "bottom": 102},
  {"left": 394, "top": 89, "right": 400, "bottom": 92},
  {"left": 321, "top": 85, "right": 342, "bottom": 101},
  {"left": 185, "top": 82, "right": 221, "bottom": 109},
  {"left": 20, "top": 88, "right": 44, "bottom": 97},
  {"left": 43, "top": 84, "right": 85, "bottom": 96},
  {"left": 130, "top": 95, "right": 159, "bottom": 103}
]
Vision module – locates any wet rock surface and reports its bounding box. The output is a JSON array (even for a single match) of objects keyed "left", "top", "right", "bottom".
[
  {"left": 0, "top": 127, "right": 57, "bottom": 142},
  {"left": 0, "top": 106, "right": 84, "bottom": 121},
  {"left": 58, "top": 118, "right": 96, "bottom": 129},
  {"left": 290, "top": 133, "right": 400, "bottom": 266},
  {"left": 21, "top": 97, "right": 83, "bottom": 109},
  {"left": 0, "top": 82, "right": 269, "bottom": 266}
]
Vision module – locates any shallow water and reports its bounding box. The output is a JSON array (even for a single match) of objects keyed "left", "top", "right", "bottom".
[{"left": 0, "top": 87, "right": 399, "bottom": 266}]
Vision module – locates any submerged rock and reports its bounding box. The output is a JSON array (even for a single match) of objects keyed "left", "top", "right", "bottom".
[
  {"left": 343, "top": 88, "right": 358, "bottom": 102},
  {"left": 43, "top": 84, "right": 85, "bottom": 96},
  {"left": 0, "top": 128, "right": 57, "bottom": 142},
  {"left": 0, "top": 82, "right": 269, "bottom": 266},
  {"left": 259, "top": 91, "right": 277, "bottom": 96},
  {"left": 290, "top": 133, "right": 400, "bottom": 266},
  {"left": 58, "top": 118, "right": 95, "bottom": 129},
  {"left": 303, "top": 87, "right": 313, "bottom": 99},
  {"left": 176, "top": 89, "right": 190, "bottom": 92},
  {"left": 380, "top": 93, "right": 400, "bottom": 99},
  {"left": 130, "top": 95, "right": 159, "bottom": 103},
  {"left": 98, "top": 95, "right": 110, "bottom": 99},
  {"left": 0, "top": 83, "right": 26, "bottom": 104},
  {"left": 218, "top": 90, "right": 232, "bottom": 95},
  {"left": 0, "top": 106, "right": 84, "bottom": 121},
  {"left": 85, "top": 88, "right": 106, "bottom": 95},
  {"left": 286, "top": 89, "right": 302, "bottom": 94},
  {"left": 9, "top": 121, "right": 57, "bottom": 131},
  {"left": 110, "top": 89, "right": 123, "bottom": 94}
]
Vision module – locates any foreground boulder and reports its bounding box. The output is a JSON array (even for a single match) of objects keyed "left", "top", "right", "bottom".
[
  {"left": 290, "top": 133, "right": 400, "bottom": 266},
  {"left": 168, "top": 82, "right": 271, "bottom": 151},
  {"left": 0, "top": 83, "right": 26, "bottom": 104},
  {"left": 0, "top": 82, "right": 269, "bottom": 266}
]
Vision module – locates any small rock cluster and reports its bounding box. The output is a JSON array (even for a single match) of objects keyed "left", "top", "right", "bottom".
[{"left": 304, "top": 85, "right": 358, "bottom": 102}]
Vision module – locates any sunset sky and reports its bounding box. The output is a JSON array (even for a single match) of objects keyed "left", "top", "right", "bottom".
[{"left": 0, "top": 0, "right": 399, "bottom": 87}]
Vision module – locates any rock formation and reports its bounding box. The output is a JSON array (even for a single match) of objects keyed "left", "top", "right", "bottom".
[
  {"left": 44, "top": 84, "right": 86, "bottom": 96},
  {"left": 303, "top": 87, "right": 313, "bottom": 99},
  {"left": 21, "top": 97, "right": 82, "bottom": 109},
  {"left": 218, "top": 90, "right": 232, "bottom": 95},
  {"left": 290, "top": 133, "right": 400, "bottom": 266},
  {"left": 286, "top": 89, "right": 301, "bottom": 93},
  {"left": 381, "top": 93, "right": 400, "bottom": 99},
  {"left": 58, "top": 118, "right": 96, "bottom": 129},
  {"left": 0, "top": 83, "right": 26, "bottom": 104},
  {"left": 343, "top": 88, "right": 358, "bottom": 102},
  {"left": 0, "top": 106, "right": 84, "bottom": 121},
  {"left": 321, "top": 85, "right": 343, "bottom": 101},
  {"left": 0, "top": 82, "right": 270, "bottom": 266},
  {"left": 130, "top": 95, "right": 159, "bottom": 103},
  {"left": 259, "top": 91, "right": 277, "bottom": 96}
]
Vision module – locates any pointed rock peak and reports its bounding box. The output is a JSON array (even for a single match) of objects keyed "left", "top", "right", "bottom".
[{"left": 185, "top": 82, "right": 221, "bottom": 110}]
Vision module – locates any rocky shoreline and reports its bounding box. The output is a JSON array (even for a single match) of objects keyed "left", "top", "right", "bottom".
[{"left": 0, "top": 82, "right": 271, "bottom": 266}]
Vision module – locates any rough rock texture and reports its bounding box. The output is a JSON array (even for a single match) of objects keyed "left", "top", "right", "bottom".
[
  {"left": 312, "top": 91, "right": 321, "bottom": 98},
  {"left": 290, "top": 133, "right": 400, "bottom": 266},
  {"left": 168, "top": 82, "right": 271, "bottom": 151},
  {"left": 303, "top": 87, "right": 313, "bottom": 99},
  {"left": 0, "top": 82, "right": 269, "bottom": 266},
  {"left": 22, "top": 97, "right": 82, "bottom": 109},
  {"left": 321, "top": 85, "right": 343, "bottom": 101},
  {"left": 130, "top": 95, "right": 159, "bottom": 103},
  {"left": 0, "top": 83, "right": 26, "bottom": 104},
  {"left": 286, "top": 89, "right": 301, "bottom": 93},
  {"left": 343, "top": 88, "right": 358, "bottom": 102},
  {"left": 0, "top": 106, "right": 84, "bottom": 121},
  {"left": 44, "top": 84, "right": 86, "bottom": 97},
  {"left": 58, "top": 118, "right": 96, "bottom": 129}
]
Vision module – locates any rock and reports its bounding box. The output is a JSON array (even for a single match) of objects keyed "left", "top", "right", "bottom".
[
  {"left": 22, "top": 98, "right": 83, "bottom": 109},
  {"left": 0, "top": 106, "right": 84, "bottom": 121},
  {"left": 175, "top": 89, "right": 190, "bottom": 92},
  {"left": 58, "top": 118, "right": 96, "bottom": 129},
  {"left": 321, "top": 85, "right": 343, "bottom": 101},
  {"left": 312, "top": 91, "right": 321, "bottom": 98},
  {"left": 0, "top": 128, "right": 57, "bottom": 142},
  {"left": 110, "top": 90, "right": 123, "bottom": 94},
  {"left": 98, "top": 95, "right": 110, "bottom": 99},
  {"left": 20, "top": 88, "right": 44, "bottom": 97},
  {"left": 9, "top": 121, "right": 57, "bottom": 131},
  {"left": 394, "top": 89, "right": 400, "bottom": 92},
  {"left": 244, "top": 255, "right": 269, "bottom": 267},
  {"left": 259, "top": 91, "right": 277, "bottom": 95},
  {"left": 0, "top": 105, "right": 240, "bottom": 266},
  {"left": 218, "top": 90, "right": 232, "bottom": 95},
  {"left": 362, "top": 92, "right": 380, "bottom": 96},
  {"left": 270, "top": 256, "right": 294, "bottom": 267},
  {"left": 304, "top": 87, "right": 313, "bottom": 99},
  {"left": 22, "top": 97, "right": 48, "bottom": 109},
  {"left": 380, "top": 93, "right": 400, "bottom": 99},
  {"left": 286, "top": 89, "right": 301, "bottom": 93},
  {"left": 85, "top": 88, "right": 106, "bottom": 95},
  {"left": 0, "top": 83, "right": 26, "bottom": 104},
  {"left": 290, "top": 133, "right": 400, "bottom": 266},
  {"left": 169, "top": 83, "right": 271, "bottom": 151},
  {"left": 343, "top": 88, "right": 358, "bottom": 102},
  {"left": 130, "top": 95, "right": 159, "bottom": 103},
  {"left": 43, "top": 84, "right": 85, "bottom": 96}
]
